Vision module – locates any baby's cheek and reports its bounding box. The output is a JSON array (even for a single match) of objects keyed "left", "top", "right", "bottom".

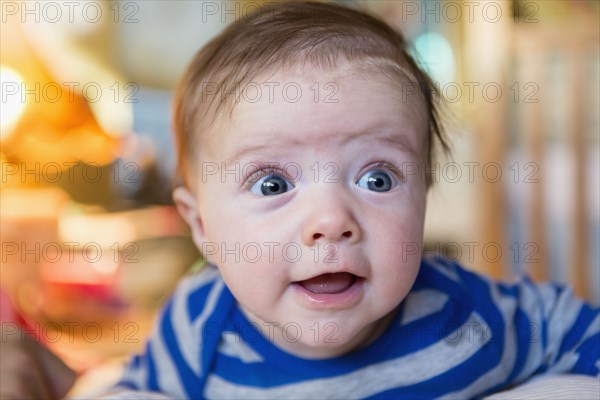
[
  {"left": 372, "top": 262, "right": 419, "bottom": 311},
  {"left": 374, "top": 220, "right": 422, "bottom": 285},
  {"left": 217, "top": 267, "right": 262, "bottom": 311},
  {"left": 385, "top": 212, "right": 424, "bottom": 247}
]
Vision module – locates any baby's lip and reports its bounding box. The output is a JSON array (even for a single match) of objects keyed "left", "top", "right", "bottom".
[
  {"left": 295, "top": 272, "right": 357, "bottom": 294},
  {"left": 292, "top": 269, "right": 366, "bottom": 285},
  {"left": 291, "top": 271, "right": 366, "bottom": 309},
  {"left": 292, "top": 268, "right": 366, "bottom": 283}
]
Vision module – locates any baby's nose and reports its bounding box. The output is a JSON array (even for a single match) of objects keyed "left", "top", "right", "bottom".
[{"left": 301, "top": 194, "right": 362, "bottom": 246}]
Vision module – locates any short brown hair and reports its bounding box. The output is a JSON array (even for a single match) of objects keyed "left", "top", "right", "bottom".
[{"left": 173, "top": 1, "right": 448, "bottom": 188}]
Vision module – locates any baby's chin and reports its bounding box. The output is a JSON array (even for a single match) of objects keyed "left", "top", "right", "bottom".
[
  {"left": 273, "top": 333, "right": 361, "bottom": 360},
  {"left": 272, "top": 313, "right": 397, "bottom": 360}
]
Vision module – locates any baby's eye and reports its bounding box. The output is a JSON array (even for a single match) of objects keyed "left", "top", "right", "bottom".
[
  {"left": 356, "top": 169, "right": 395, "bottom": 192},
  {"left": 249, "top": 174, "right": 294, "bottom": 196}
]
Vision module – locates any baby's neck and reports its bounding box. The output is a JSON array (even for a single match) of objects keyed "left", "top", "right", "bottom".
[{"left": 239, "top": 304, "right": 401, "bottom": 360}]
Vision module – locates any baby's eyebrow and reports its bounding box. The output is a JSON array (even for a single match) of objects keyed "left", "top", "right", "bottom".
[
  {"left": 366, "top": 133, "right": 419, "bottom": 159},
  {"left": 224, "top": 142, "right": 278, "bottom": 165},
  {"left": 224, "top": 130, "right": 418, "bottom": 165},
  {"left": 340, "top": 129, "right": 420, "bottom": 159}
]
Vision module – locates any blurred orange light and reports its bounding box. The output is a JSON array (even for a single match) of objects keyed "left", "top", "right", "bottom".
[
  {"left": 1, "top": 16, "right": 118, "bottom": 172},
  {"left": 0, "top": 66, "right": 27, "bottom": 140}
]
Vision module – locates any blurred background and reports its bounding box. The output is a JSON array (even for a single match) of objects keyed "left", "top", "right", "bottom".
[{"left": 0, "top": 0, "right": 598, "bottom": 394}]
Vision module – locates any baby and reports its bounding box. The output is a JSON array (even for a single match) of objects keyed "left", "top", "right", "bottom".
[{"left": 109, "top": 2, "right": 599, "bottom": 399}]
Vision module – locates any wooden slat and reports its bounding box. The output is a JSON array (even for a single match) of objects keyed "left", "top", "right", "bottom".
[
  {"left": 463, "top": 2, "right": 513, "bottom": 279},
  {"left": 569, "top": 46, "right": 589, "bottom": 299},
  {"left": 522, "top": 45, "right": 548, "bottom": 283},
  {"left": 513, "top": 21, "right": 595, "bottom": 297}
]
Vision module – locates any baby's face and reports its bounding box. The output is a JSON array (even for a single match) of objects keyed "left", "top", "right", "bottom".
[{"left": 180, "top": 65, "right": 428, "bottom": 358}]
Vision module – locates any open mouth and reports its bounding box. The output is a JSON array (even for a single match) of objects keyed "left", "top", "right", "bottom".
[
  {"left": 296, "top": 272, "right": 359, "bottom": 294},
  {"left": 292, "top": 272, "right": 365, "bottom": 308}
]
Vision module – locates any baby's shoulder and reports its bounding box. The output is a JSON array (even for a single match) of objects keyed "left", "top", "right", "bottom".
[
  {"left": 173, "top": 264, "right": 223, "bottom": 297},
  {"left": 416, "top": 255, "right": 484, "bottom": 291},
  {"left": 414, "top": 255, "right": 509, "bottom": 312},
  {"left": 167, "top": 264, "right": 232, "bottom": 324}
]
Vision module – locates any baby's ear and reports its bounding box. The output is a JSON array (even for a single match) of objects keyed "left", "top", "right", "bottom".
[{"left": 172, "top": 187, "right": 207, "bottom": 250}]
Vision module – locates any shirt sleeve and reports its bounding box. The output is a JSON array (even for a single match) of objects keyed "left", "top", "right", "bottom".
[
  {"left": 521, "top": 279, "right": 599, "bottom": 376},
  {"left": 445, "top": 257, "right": 600, "bottom": 380},
  {"left": 105, "top": 267, "right": 233, "bottom": 399}
]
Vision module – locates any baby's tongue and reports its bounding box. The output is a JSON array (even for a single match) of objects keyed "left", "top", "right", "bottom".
[{"left": 299, "top": 273, "right": 354, "bottom": 294}]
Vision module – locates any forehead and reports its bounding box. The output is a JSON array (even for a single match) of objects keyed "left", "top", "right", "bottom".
[{"left": 199, "top": 64, "right": 428, "bottom": 162}]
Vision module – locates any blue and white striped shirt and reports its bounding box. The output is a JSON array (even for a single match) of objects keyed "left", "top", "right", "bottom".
[{"left": 114, "top": 256, "right": 599, "bottom": 399}]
